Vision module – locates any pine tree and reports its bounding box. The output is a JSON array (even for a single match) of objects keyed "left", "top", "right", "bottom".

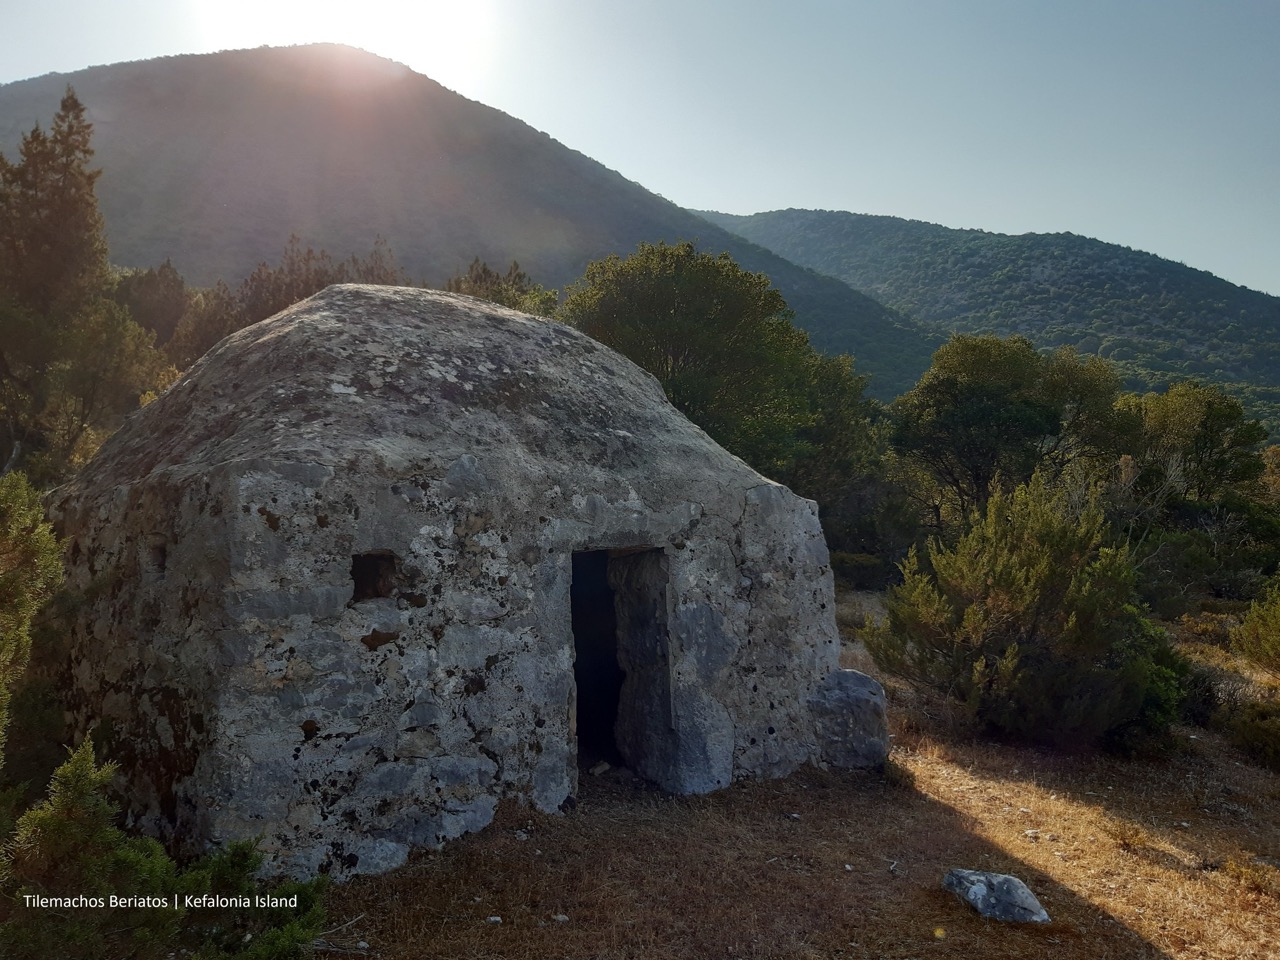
[
  {"left": 0, "top": 88, "right": 108, "bottom": 318},
  {"left": 0, "top": 88, "right": 173, "bottom": 482}
]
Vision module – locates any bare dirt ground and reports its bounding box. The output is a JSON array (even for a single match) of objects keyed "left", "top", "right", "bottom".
[{"left": 328, "top": 593, "right": 1280, "bottom": 960}]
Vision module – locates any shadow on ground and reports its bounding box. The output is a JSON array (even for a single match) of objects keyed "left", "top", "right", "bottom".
[{"left": 331, "top": 764, "right": 1172, "bottom": 960}]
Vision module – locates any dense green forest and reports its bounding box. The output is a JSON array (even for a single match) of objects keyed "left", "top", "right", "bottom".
[{"left": 701, "top": 208, "right": 1280, "bottom": 430}]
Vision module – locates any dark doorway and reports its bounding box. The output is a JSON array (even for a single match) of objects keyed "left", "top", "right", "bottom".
[{"left": 571, "top": 551, "right": 626, "bottom": 767}]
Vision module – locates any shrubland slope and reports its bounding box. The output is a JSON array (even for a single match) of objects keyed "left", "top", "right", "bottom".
[{"left": 702, "top": 208, "right": 1280, "bottom": 421}]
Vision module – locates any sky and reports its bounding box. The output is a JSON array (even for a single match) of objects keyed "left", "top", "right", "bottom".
[{"left": 2, "top": 0, "right": 1278, "bottom": 295}]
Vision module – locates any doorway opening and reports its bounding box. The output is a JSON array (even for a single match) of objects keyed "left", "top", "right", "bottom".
[
  {"left": 571, "top": 550, "right": 625, "bottom": 768},
  {"left": 570, "top": 547, "right": 673, "bottom": 786}
]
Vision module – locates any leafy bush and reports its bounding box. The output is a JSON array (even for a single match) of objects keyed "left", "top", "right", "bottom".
[
  {"left": 559, "top": 240, "right": 874, "bottom": 486},
  {"left": 1130, "top": 494, "right": 1280, "bottom": 617},
  {"left": 0, "top": 472, "right": 62, "bottom": 777},
  {"left": 829, "top": 551, "right": 893, "bottom": 590},
  {"left": 866, "top": 474, "right": 1184, "bottom": 749},
  {"left": 0, "top": 741, "right": 326, "bottom": 959},
  {"left": 1220, "top": 700, "right": 1280, "bottom": 773},
  {"left": 1177, "top": 611, "right": 1236, "bottom": 648},
  {"left": 1178, "top": 660, "right": 1248, "bottom": 728},
  {"left": 1232, "top": 576, "right": 1280, "bottom": 680}
]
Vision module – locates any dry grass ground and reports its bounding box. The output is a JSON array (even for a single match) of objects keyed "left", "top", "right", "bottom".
[{"left": 328, "top": 593, "right": 1280, "bottom": 960}]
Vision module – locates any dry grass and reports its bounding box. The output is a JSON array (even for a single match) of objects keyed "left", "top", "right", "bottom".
[{"left": 328, "top": 594, "right": 1280, "bottom": 960}]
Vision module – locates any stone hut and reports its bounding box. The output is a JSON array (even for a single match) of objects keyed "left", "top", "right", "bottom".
[{"left": 49, "top": 285, "right": 886, "bottom": 878}]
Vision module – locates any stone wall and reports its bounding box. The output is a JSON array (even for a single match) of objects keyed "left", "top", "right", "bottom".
[{"left": 49, "top": 285, "right": 859, "bottom": 878}]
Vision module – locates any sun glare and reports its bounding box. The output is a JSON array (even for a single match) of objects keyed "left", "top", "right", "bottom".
[{"left": 190, "top": 0, "right": 498, "bottom": 95}]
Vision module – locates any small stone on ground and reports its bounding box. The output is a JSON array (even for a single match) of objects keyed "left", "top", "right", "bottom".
[{"left": 942, "top": 868, "right": 1051, "bottom": 924}]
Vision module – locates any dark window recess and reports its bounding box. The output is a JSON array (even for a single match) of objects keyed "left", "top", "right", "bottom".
[{"left": 350, "top": 551, "right": 397, "bottom": 602}]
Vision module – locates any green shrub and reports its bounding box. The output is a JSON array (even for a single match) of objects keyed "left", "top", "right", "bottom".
[
  {"left": 1179, "top": 660, "right": 1248, "bottom": 727},
  {"left": 1177, "top": 611, "right": 1236, "bottom": 648},
  {"left": 0, "top": 741, "right": 326, "bottom": 959},
  {"left": 1133, "top": 528, "right": 1218, "bottom": 618},
  {"left": 866, "top": 473, "right": 1184, "bottom": 750},
  {"left": 0, "top": 741, "right": 181, "bottom": 957},
  {"left": 180, "top": 843, "right": 327, "bottom": 960},
  {"left": 0, "top": 672, "right": 72, "bottom": 814},
  {"left": 1220, "top": 700, "right": 1280, "bottom": 772},
  {"left": 1200, "top": 596, "right": 1252, "bottom": 616},
  {"left": 829, "top": 551, "right": 893, "bottom": 589},
  {"left": 1232, "top": 575, "right": 1280, "bottom": 680},
  {"left": 0, "top": 472, "right": 63, "bottom": 776}
]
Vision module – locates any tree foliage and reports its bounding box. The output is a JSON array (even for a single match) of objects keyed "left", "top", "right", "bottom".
[
  {"left": 166, "top": 235, "right": 408, "bottom": 368},
  {"left": 891, "top": 334, "right": 1134, "bottom": 527},
  {"left": 445, "top": 257, "right": 558, "bottom": 316},
  {"left": 1263, "top": 445, "right": 1280, "bottom": 506},
  {"left": 0, "top": 88, "right": 174, "bottom": 482},
  {"left": 0, "top": 89, "right": 107, "bottom": 316},
  {"left": 111, "top": 259, "right": 187, "bottom": 346},
  {"left": 0, "top": 473, "right": 61, "bottom": 777},
  {"left": 704, "top": 207, "right": 1280, "bottom": 431},
  {"left": 1120, "top": 380, "right": 1268, "bottom": 503},
  {"left": 560, "top": 241, "right": 872, "bottom": 483},
  {"left": 866, "top": 473, "right": 1184, "bottom": 749},
  {"left": 1232, "top": 574, "right": 1280, "bottom": 681},
  {"left": 0, "top": 741, "right": 326, "bottom": 959}
]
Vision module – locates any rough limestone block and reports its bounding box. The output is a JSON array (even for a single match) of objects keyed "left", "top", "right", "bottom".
[
  {"left": 809, "top": 669, "right": 889, "bottom": 769},
  {"left": 942, "top": 868, "right": 1051, "bottom": 923}
]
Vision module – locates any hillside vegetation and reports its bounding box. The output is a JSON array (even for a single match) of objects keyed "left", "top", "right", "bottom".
[
  {"left": 700, "top": 208, "right": 1280, "bottom": 426},
  {"left": 0, "top": 46, "right": 933, "bottom": 397}
]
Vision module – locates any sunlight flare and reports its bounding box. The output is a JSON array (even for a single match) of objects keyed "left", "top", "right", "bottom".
[{"left": 189, "top": 0, "right": 498, "bottom": 93}]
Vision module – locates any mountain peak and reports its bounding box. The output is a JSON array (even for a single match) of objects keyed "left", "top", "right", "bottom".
[{"left": 0, "top": 49, "right": 936, "bottom": 398}]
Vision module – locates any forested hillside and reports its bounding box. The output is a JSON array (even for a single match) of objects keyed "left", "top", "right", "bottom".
[
  {"left": 0, "top": 45, "right": 933, "bottom": 397},
  {"left": 701, "top": 208, "right": 1280, "bottom": 425}
]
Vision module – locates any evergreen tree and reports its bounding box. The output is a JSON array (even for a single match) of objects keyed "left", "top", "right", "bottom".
[
  {"left": 891, "top": 334, "right": 1135, "bottom": 531},
  {"left": 0, "top": 88, "right": 173, "bottom": 482},
  {"left": 112, "top": 259, "right": 187, "bottom": 346},
  {"left": 166, "top": 236, "right": 409, "bottom": 369},
  {"left": 866, "top": 473, "right": 1183, "bottom": 749},
  {"left": 445, "top": 257, "right": 558, "bottom": 315},
  {"left": 0, "top": 472, "right": 61, "bottom": 776},
  {"left": 0, "top": 89, "right": 107, "bottom": 317}
]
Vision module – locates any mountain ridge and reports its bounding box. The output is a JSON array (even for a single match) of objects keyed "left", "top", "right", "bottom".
[
  {"left": 700, "top": 207, "right": 1280, "bottom": 423},
  {"left": 0, "top": 44, "right": 934, "bottom": 398}
]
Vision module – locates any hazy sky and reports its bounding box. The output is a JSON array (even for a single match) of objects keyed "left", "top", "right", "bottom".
[{"left": 3, "top": 0, "right": 1278, "bottom": 294}]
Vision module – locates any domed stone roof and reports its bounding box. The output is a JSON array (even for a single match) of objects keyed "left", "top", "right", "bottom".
[{"left": 49, "top": 285, "right": 884, "bottom": 879}]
